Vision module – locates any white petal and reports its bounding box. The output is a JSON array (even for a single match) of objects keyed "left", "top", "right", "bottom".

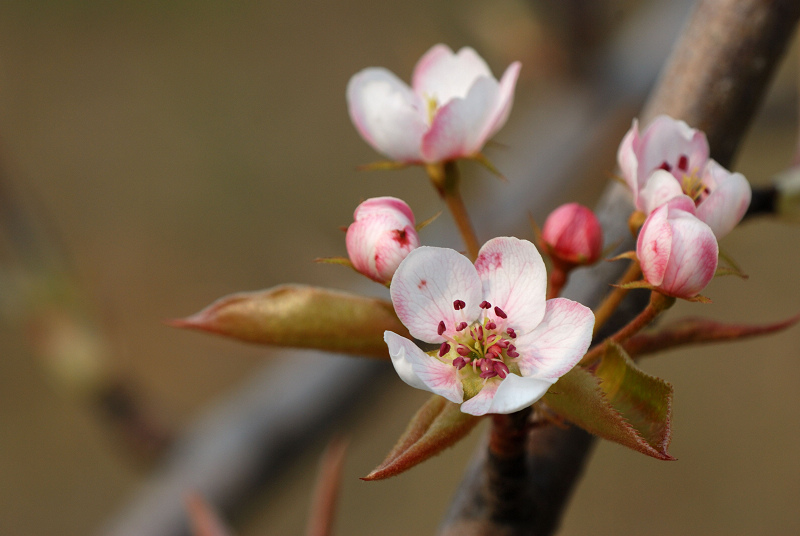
[
  {"left": 481, "top": 61, "right": 521, "bottom": 142},
  {"left": 385, "top": 332, "right": 463, "bottom": 403},
  {"left": 390, "top": 246, "right": 482, "bottom": 343},
  {"left": 618, "top": 119, "right": 642, "bottom": 200},
  {"left": 421, "top": 76, "right": 500, "bottom": 162},
  {"left": 638, "top": 115, "right": 709, "bottom": 182},
  {"left": 461, "top": 375, "right": 552, "bottom": 415},
  {"left": 696, "top": 160, "right": 751, "bottom": 238},
  {"left": 637, "top": 204, "right": 673, "bottom": 287},
  {"left": 412, "top": 45, "right": 492, "bottom": 105},
  {"left": 346, "top": 68, "right": 427, "bottom": 162},
  {"left": 474, "top": 237, "right": 547, "bottom": 334},
  {"left": 661, "top": 211, "right": 718, "bottom": 297},
  {"left": 639, "top": 169, "right": 684, "bottom": 214},
  {"left": 514, "top": 298, "right": 594, "bottom": 380}
]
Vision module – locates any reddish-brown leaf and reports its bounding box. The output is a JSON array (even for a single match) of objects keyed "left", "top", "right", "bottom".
[
  {"left": 170, "top": 285, "right": 408, "bottom": 359},
  {"left": 362, "top": 395, "right": 481, "bottom": 481},
  {"left": 544, "top": 342, "right": 674, "bottom": 460}
]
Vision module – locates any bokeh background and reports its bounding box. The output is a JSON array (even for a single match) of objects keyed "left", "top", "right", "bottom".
[{"left": 1, "top": 1, "right": 799, "bottom": 535}]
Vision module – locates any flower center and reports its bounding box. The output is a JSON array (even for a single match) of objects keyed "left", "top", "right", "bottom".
[
  {"left": 425, "top": 95, "right": 439, "bottom": 125},
  {"left": 660, "top": 155, "right": 710, "bottom": 205},
  {"left": 434, "top": 299, "right": 520, "bottom": 385}
]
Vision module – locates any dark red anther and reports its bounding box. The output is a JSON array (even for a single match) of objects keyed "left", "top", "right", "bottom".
[
  {"left": 659, "top": 161, "right": 672, "bottom": 172},
  {"left": 506, "top": 328, "right": 517, "bottom": 338},
  {"left": 480, "top": 368, "right": 498, "bottom": 379},
  {"left": 486, "top": 344, "right": 502, "bottom": 358},
  {"left": 473, "top": 325, "right": 484, "bottom": 341},
  {"left": 437, "top": 321, "right": 446, "bottom": 336},
  {"left": 496, "top": 339, "right": 510, "bottom": 348},
  {"left": 479, "top": 300, "right": 492, "bottom": 309},
  {"left": 494, "top": 306, "right": 507, "bottom": 319},
  {"left": 457, "top": 345, "right": 471, "bottom": 357},
  {"left": 456, "top": 321, "right": 468, "bottom": 331},
  {"left": 677, "top": 155, "right": 688, "bottom": 171},
  {"left": 480, "top": 359, "right": 494, "bottom": 373},
  {"left": 438, "top": 342, "right": 451, "bottom": 357},
  {"left": 486, "top": 321, "right": 497, "bottom": 330},
  {"left": 494, "top": 361, "right": 509, "bottom": 379},
  {"left": 453, "top": 299, "right": 466, "bottom": 310},
  {"left": 506, "top": 345, "right": 519, "bottom": 358},
  {"left": 452, "top": 357, "right": 467, "bottom": 370}
]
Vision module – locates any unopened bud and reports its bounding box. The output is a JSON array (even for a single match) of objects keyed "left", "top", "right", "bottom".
[{"left": 542, "top": 203, "right": 603, "bottom": 267}]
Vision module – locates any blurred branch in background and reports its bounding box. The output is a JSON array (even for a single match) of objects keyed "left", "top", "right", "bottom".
[
  {"left": 0, "top": 147, "right": 171, "bottom": 461},
  {"left": 441, "top": 0, "right": 800, "bottom": 534}
]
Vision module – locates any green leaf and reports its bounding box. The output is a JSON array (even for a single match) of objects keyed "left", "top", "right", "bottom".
[
  {"left": 362, "top": 395, "right": 481, "bottom": 480},
  {"left": 170, "top": 285, "right": 408, "bottom": 359},
  {"left": 625, "top": 314, "right": 800, "bottom": 358},
  {"left": 544, "top": 342, "right": 674, "bottom": 460}
]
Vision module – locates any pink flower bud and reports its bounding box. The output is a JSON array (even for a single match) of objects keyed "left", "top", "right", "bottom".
[
  {"left": 345, "top": 197, "right": 420, "bottom": 284},
  {"left": 637, "top": 200, "right": 718, "bottom": 299},
  {"left": 541, "top": 203, "right": 603, "bottom": 266}
]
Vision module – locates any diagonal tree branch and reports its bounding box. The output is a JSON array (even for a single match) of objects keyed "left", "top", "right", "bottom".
[{"left": 439, "top": 1, "right": 800, "bottom": 534}]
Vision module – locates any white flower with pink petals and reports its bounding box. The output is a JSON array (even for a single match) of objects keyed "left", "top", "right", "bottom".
[
  {"left": 347, "top": 44, "right": 521, "bottom": 164},
  {"left": 618, "top": 115, "right": 751, "bottom": 238},
  {"left": 346, "top": 197, "right": 420, "bottom": 284},
  {"left": 384, "top": 237, "right": 594, "bottom": 416},
  {"left": 637, "top": 198, "right": 719, "bottom": 299}
]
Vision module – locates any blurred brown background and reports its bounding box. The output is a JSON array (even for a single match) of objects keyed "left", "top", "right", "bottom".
[{"left": 1, "top": 1, "right": 799, "bottom": 535}]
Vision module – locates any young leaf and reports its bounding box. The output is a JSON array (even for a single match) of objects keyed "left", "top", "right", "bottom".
[
  {"left": 543, "top": 342, "right": 673, "bottom": 460},
  {"left": 625, "top": 314, "right": 800, "bottom": 358},
  {"left": 362, "top": 395, "right": 481, "bottom": 480},
  {"left": 170, "top": 285, "right": 408, "bottom": 359}
]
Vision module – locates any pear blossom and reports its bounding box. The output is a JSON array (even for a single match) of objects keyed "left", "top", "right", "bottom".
[
  {"left": 384, "top": 237, "right": 594, "bottom": 416},
  {"left": 618, "top": 115, "right": 751, "bottom": 237},
  {"left": 541, "top": 203, "right": 603, "bottom": 267},
  {"left": 637, "top": 198, "right": 719, "bottom": 299},
  {"left": 347, "top": 44, "right": 521, "bottom": 164},
  {"left": 346, "top": 197, "right": 420, "bottom": 284}
]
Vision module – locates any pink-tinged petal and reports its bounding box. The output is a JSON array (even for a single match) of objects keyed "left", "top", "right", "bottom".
[
  {"left": 385, "top": 331, "right": 463, "bottom": 404},
  {"left": 461, "top": 375, "right": 552, "bottom": 415},
  {"left": 459, "top": 380, "right": 499, "bottom": 416},
  {"left": 638, "top": 169, "right": 684, "bottom": 214},
  {"left": 474, "top": 237, "right": 547, "bottom": 334},
  {"left": 637, "top": 115, "right": 709, "bottom": 183},
  {"left": 412, "top": 45, "right": 492, "bottom": 104},
  {"left": 391, "top": 246, "right": 482, "bottom": 343},
  {"left": 514, "top": 298, "right": 594, "bottom": 380},
  {"left": 373, "top": 224, "right": 420, "bottom": 282},
  {"left": 617, "top": 119, "right": 641, "bottom": 199},
  {"left": 353, "top": 196, "right": 415, "bottom": 225},
  {"left": 481, "top": 61, "right": 521, "bottom": 142},
  {"left": 421, "top": 76, "right": 499, "bottom": 162},
  {"left": 660, "top": 211, "right": 718, "bottom": 297},
  {"left": 346, "top": 68, "right": 427, "bottom": 163},
  {"left": 696, "top": 160, "right": 751, "bottom": 238},
  {"left": 637, "top": 204, "right": 673, "bottom": 287}
]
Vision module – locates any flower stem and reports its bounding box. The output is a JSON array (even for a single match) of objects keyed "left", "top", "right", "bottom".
[
  {"left": 592, "top": 260, "right": 642, "bottom": 338},
  {"left": 486, "top": 406, "right": 532, "bottom": 523},
  {"left": 427, "top": 162, "right": 481, "bottom": 261},
  {"left": 547, "top": 265, "right": 569, "bottom": 300},
  {"left": 581, "top": 291, "right": 675, "bottom": 365}
]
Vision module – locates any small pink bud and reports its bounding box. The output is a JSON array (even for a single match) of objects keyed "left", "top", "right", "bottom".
[
  {"left": 542, "top": 203, "right": 603, "bottom": 266},
  {"left": 345, "top": 197, "right": 420, "bottom": 284},
  {"left": 637, "top": 201, "right": 718, "bottom": 299}
]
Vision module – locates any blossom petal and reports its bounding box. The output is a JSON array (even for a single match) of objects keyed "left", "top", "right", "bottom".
[
  {"left": 346, "top": 68, "right": 427, "bottom": 162},
  {"left": 696, "top": 160, "right": 751, "bottom": 238},
  {"left": 638, "top": 115, "right": 709, "bottom": 183},
  {"left": 618, "top": 119, "right": 641, "bottom": 199},
  {"left": 514, "top": 298, "right": 594, "bottom": 380},
  {"left": 637, "top": 204, "right": 672, "bottom": 287},
  {"left": 391, "top": 246, "right": 482, "bottom": 343},
  {"left": 412, "top": 45, "right": 492, "bottom": 104},
  {"left": 474, "top": 237, "right": 547, "bottom": 334},
  {"left": 421, "top": 76, "right": 499, "bottom": 162},
  {"left": 481, "top": 61, "right": 521, "bottom": 142},
  {"left": 661, "top": 211, "right": 718, "bottom": 297},
  {"left": 638, "top": 169, "right": 685, "bottom": 214},
  {"left": 353, "top": 196, "right": 415, "bottom": 225},
  {"left": 385, "top": 331, "right": 463, "bottom": 404},
  {"left": 461, "top": 375, "right": 552, "bottom": 415}
]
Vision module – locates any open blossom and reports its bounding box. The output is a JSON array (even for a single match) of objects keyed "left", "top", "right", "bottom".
[
  {"left": 384, "top": 237, "right": 594, "bottom": 416},
  {"left": 637, "top": 198, "right": 718, "bottom": 299},
  {"left": 347, "top": 44, "right": 521, "bottom": 164},
  {"left": 618, "top": 115, "right": 751, "bottom": 237},
  {"left": 346, "top": 197, "right": 419, "bottom": 284},
  {"left": 541, "top": 203, "right": 603, "bottom": 266}
]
